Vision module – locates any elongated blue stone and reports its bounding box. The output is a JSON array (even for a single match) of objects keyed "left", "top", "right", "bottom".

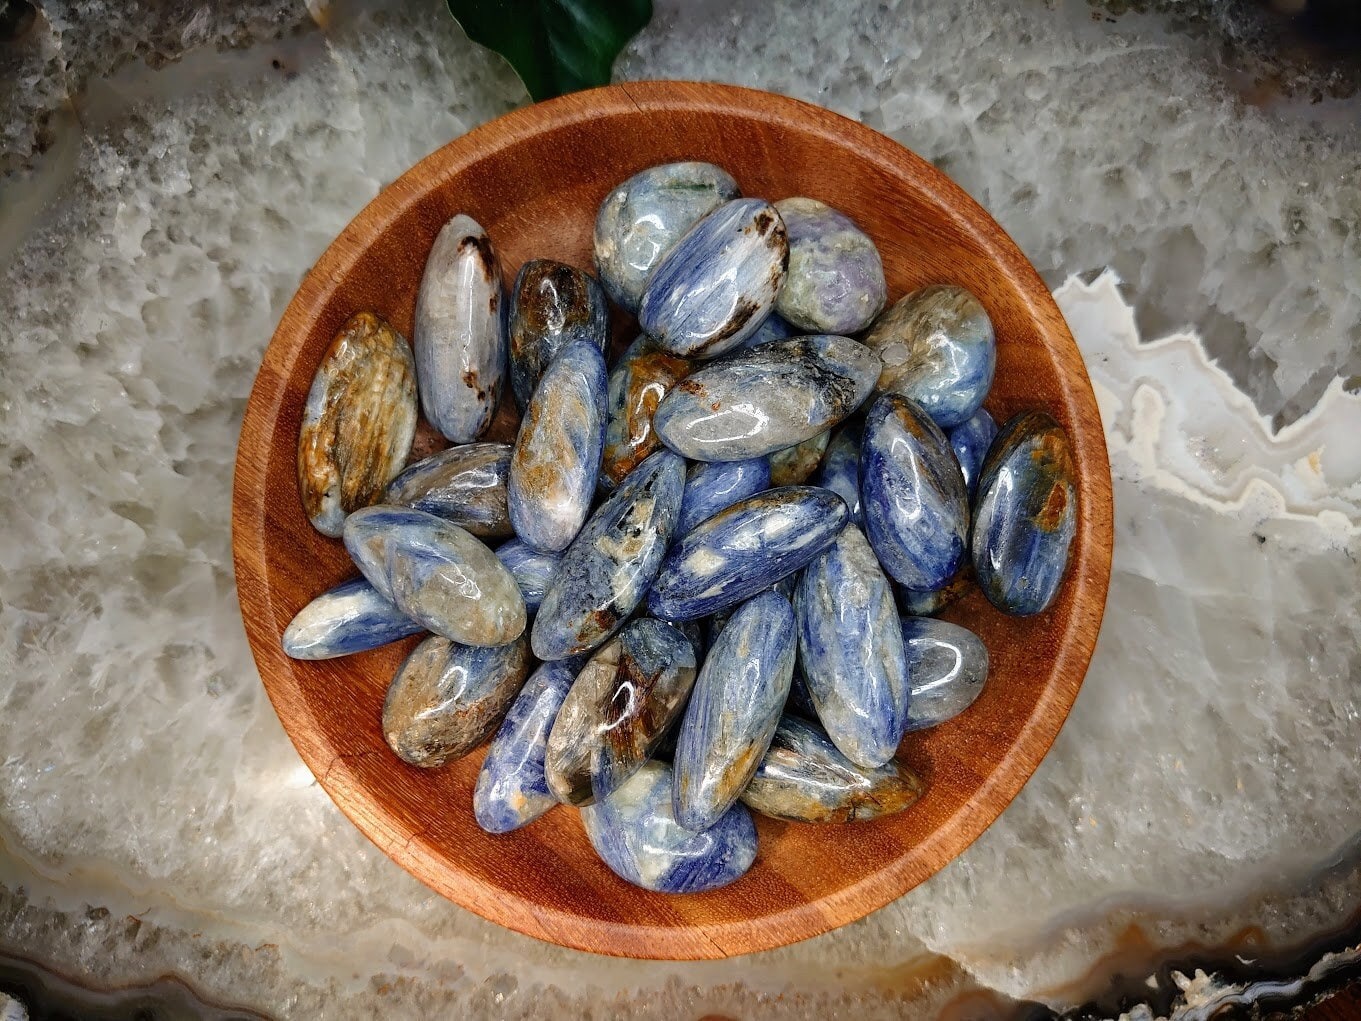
[
  {"left": 816, "top": 423, "right": 862, "bottom": 525},
  {"left": 599, "top": 335, "right": 693, "bottom": 490},
  {"left": 648, "top": 486, "right": 849, "bottom": 622},
  {"left": 508, "top": 339, "right": 608, "bottom": 552},
  {"left": 795, "top": 525, "right": 908, "bottom": 767},
  {"left": 654, "top": 335, "right": 879, "bottom": 461},
  {"left": 582, "top": 761, "right": 757, "bottom": 893},
  {"left": 673, "top": 591, "right": 796, "bottom": 832},
  {"left": 676, "top": 457, "right": 771, "bottom": 536},
  {"left": 474, "top": 658, "right": 583, "bottom": 833},
  {"left": 948, "top": 408, "right": 998, "bottom": 501},
  {"left": 639, "top": 198, "right": 789, "bottom": 359},
  {"left": 861, "top": 393, "right": 969, "bottom": 591},
  {"left": 972, "top": 411, "right": 1078, "bottom": 616},
  {"left": 384, "top": 442, "right": 512, "bottom": 539},
  {"left": 509, "top": 260, "right": 609, "bottom": 412},
  {"left": 901, "top": 617, "right": 989, "bottom": 732},
  {"left": 494, "top": 539, "right": 561, "bottom": 615},
  {"left": 774, "top": 197, "right": 886, "bottom": 335},
  {"left": 532, "top": 450, "right": 686, "bottom": 661},
  {"left": 740, "top": 716, "right": 924, "bottom": 823},
  {"left": 768, "top": 429, "right": 831, "bottom": 486},
  {"left": 730, "top": 309, "right": 796, "bottom": 353},
  {"left": 281, "top": 577, "right": 424, "bottom": 660}
]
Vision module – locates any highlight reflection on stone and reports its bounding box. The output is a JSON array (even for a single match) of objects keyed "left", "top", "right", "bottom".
[
  {"left": 900, "top": 617, "right": 989, "bottom": 732},
  {"left": 281, "top": 577, "right": 424, "bottom": 661},
  {"left": 676, "top": 457, "right": 771, "bottom": 536},
  {"left": 493, "top": 539, "right": 561, "bottom": 616},
  {"left": 599, "top": 335, "right": 693, "bottom": 490},
  {"left": 508, "top": 260, "right": 609, "bottom": 412},
  {"left": 384, "top": 442, "right": 512, "bottom": 539},
  {"left": 816, "top": 423, "right": 863, "bottom": 525},
  {"left": 949, "top": 407, "right": 999, "bottom": 502}
]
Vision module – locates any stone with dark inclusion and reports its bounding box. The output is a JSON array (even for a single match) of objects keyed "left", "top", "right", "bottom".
[
  {"left": 384, "top": 442, "right": 512, "bottom": 539},
  {"left": 281, "top": 577, "right": 424, "bottom": 660},
  {"left": 493, "top": 539, "right": 561, "bottom": 616},
  {"left": 895, "top": 567, "right": 974, "bottom": 617},
  {"left": 767, "top": 429, "right": 831, "bottom": 486},
  {"left": 508, "top": 260, "right": 609, "bottom": 413},
  {"left": 599, "top": 335, "right": 693, "bottom": 491},
  {"left": 774, "top": 197, "right": 887, "bottom": 335},
  {"left": 900, "top": 616, "right": 989, "bottom": 732},
  {"left": 816, "top": 422, "right": 862, "bottom": 525},
  {"left": 676, "top": 457, "right": 771, "bottom": 536},
  {"left": 948, "top": 407, "right": 999, "bottom": 501}
]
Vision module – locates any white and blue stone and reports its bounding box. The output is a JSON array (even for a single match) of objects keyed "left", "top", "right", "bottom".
[
  {"left": 493, "top": 539, "right": 562, "bottom": 615},
  {"left": 815, "top": 422, "right": 862, "bottom": 525},
  {"left": 948, "top": 407, "right": 999, "bottom": 501},
  {"left": 971, "top": 410, "right": 1078, "bottom": 616},
  {"left": 676, "top": 457, "right": 771, "bottom": 536},
  {"left": 531, "top": 450, "right": 686, "bottom": 661},
  {"left": 739, "top": 716, "right": 924, "bottom": 824},
  {"left": 581, "top": 761, "right": 757, "bottom": 894},
  {"left": 508, "top": 260, "right": 610, "bottom": 412},
  {"left": 795, "top": 525, "right": 908, "bottom": 768},
  {"left": 638, "top": 198, "right": 789, "bottom": 359},
  {"left": 730, "top": 309, "right": 796, "bottom": 353},
  {"left": 648, "top": 486, "right": 849, "bottom": 622},
  {"left": 767, "top": 429, "right": 831, "bottom": 486},
  {"left": 900, "top": 617, "right": 990, "bottom": 732},
  {"left": 774, "top": 197, "right": 887, "bottom": 335},
  {"left": 474, "top": 657, "right": 583, "bottom": 833},
  {"left": 861, "top": 393, "right": 969, "bottom": 592},
  {"left": 599, "top": 335, "right": 693, "bottom": 490},
  {"left": 384, "top": 442, "right": 512, "bottom": 539},
  {"left": 281, "top": 577, "right": 424, "bottom": 660},
  {"left": 863, "top": 284, "right": 996, "bottom": 429},
  {"left": 672, "top": 591, "right": 796, "bottom": 832},
  {"left": 507, "top": 339, "right": 608, "bottom": 553},
  {"left": 653, "top": 335, "right": 879, "bottom": 461}
]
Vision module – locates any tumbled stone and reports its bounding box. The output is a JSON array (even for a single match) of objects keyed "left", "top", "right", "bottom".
[
  {"left": 384, "top": 442, "right": 512, "bottom": 539},
  {"left": 676, "top": 457, "right": 771, "bottom": 536},
  {"left": 297, "top": 311, "right": 417, "bottom": 538},
  {"left": 493, "top": 539, "right": 561, "bottom": 615},
  {"left": 281, "top": 577, "right": 424, "bottom": 661},
  {"left": 508, "top": 259, "right": 609, "bottom": 412},
  {"left": 900, "top": 617, "right": 990, "bottom": 732},
  {"left": 816, "top": 422, "right": 862, "bottom": 525},
  {"left": 768, "top": 429, "right": 831, "bottom": 486},
  {"left": 949, "top": 407, "right": 999, "bottom": 501},
  {"left": 774, "top": 197, "right": 886, "bottom": 335},
  {"left": 599, "top": 335, "right": 693, "bottom": 491},
  {"left": 895, "top": 567, "right": 974, "bottom": 617}
]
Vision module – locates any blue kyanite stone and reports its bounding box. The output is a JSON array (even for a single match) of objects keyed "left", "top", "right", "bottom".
[
  {"left": 281, "top": 577, "right": 424, "bottom": 660},
  {"left": 384, "top": 441, "right": 512, "bottom": 539},
  {"left": 861, "top": 393, "right": 969, "bottom": 592},
  {"left": 508, "top": 260, "right": 610, "bottom": 412},
  {"left": 474, "top": 657, "right": 583, "bottom": 833},
  {"left": 774, "top": 197, "right": 887, "bottom": 335},
  {"left": 814, "top": 422, "right": 862, "bottom": 525},
  {"left": 948, "top": 408, "right": 999, "bottom": 502},
  {"left": 730, "top": 309, "right": 796, "bottom": 353},
  {"left": 648, "top": 486, "right": 849, "bottom": 622},
  {"left": 581, "top": 761, "right": 758, "bottom": 893},
  {"left": 676, "top": 457, "right": 771, "bottom": 536},
  {"left": 972, "top": 410, "right": 1078, "bottom": 616},
  {"left": 900, "top": 616, "right": 990, "bottom": 732},
  {"left": 493, "top": 539, "right": 562, "bottom": 615},
  {"left": 795, "top": 525, "right": 908, "bottom": 767},
  {"left": 673, "top": 591, "right": 796, "bottom": 831}
]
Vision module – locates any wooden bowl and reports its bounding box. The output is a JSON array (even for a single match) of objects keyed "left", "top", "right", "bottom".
[{"left": 232, "top": 81, "right": 1113, "bottom": 959}]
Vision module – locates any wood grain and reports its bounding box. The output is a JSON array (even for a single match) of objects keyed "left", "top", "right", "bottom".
[{"left": 231, "top": 81, "right": 1114, "bottom": 959}]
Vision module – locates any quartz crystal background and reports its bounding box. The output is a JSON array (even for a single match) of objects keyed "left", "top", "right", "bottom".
[{"left": 2, "top": 0, "right": 1360, "bottom": 1017}]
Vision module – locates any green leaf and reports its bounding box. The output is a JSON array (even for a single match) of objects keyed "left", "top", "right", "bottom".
[{"left": 448, "top": 0, "right": 653, "bottom": 102}]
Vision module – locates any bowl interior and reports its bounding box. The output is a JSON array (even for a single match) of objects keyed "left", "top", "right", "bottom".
[{"left": 232, "top": 81, "right": 1112, "bottom": 959}]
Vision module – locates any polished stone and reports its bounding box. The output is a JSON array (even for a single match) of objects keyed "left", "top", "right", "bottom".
[
  {"left": 676, "top": 457, "right": 771, "bottom": 536},
  {"left": 816, "top": 422, "right": 863, "bottom": 525},
  {"left": 774, "top": 197, "right": 886, "bottom": 334},
  {"left": 281, "top": 577, "right": 424, "bottom": 660},
  {"left": 599, "top": 335, "right": 693, "bottom": 490},
  {"left": 948, "top": 408, "right": 998, "bottom": 502},
  {"left": 895, "top": 568, "right": 974, "bottom": 618},
  {"left": 508, "top": 259, "right": 609, "bottom": 412},
  {"left": 768, "top": 429, "right": 831, "bottom": 486},
  {"left": 383, "top": 442, "right": 512, "bottom": 539},
  {"left": 492, "top": 539, "right": 561, "bottom": 615},
  {"left": 900, "top": 617, "right": 989, "bottom": 732}
]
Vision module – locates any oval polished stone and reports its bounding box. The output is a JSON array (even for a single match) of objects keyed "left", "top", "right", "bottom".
[
  {"left": 545, "top": 619, "right": 697, "bottom": 805},
  {"left": 900, "top": 617, "right": 990, "bottom": 732},
  {"left": 343, "top": 506, "right": 526, "bottom": 647},
  {"left": 768, "top": 429, "right": 831, "bottom": 486},
  {"left": 863, "top": 284, "right": 996, "bottom": 428},
  {"left": 599, "top": 335, "right": 693, "bottom": 491},
  {"left": 508, "top": 260, "right": 609, "bottom": 412},
  {"left": 281, "top": 577, "right": 424, "bottom": 660},
  {"left": 531, "top": 450, "right": 686, "bottom": 661},
  {"left": 638, "top": 198, "right": 789, "bottom": 359},
  {"left": 949, "top": 407, "right": 999, "bottom": 501},
  {"left": 474, "top": 658, "right": 582, "bottom": 833},
  {"left": 861, "top": 393, "right": 969, "bottom": 591},
  {"left": 774, "top": 197, "right": 887, "bottom": 335},
  {"left": 648, "top": 486, "right": 849, "bottom": 622},
  {"left": 654, "top": 335, "right": 879, "bottom": 461},
  {"left": 676, "top": 457, "right": 771, "bottom": 536},
  {"left": 739, "top": 716, "right": 925, "bottom": 823},
  {"left": 413, "top": 214, "right": 505, "bottom": 442},
  {"left": 816, "top": 423, "right": 862, "bottom": 525},
  {"left": 493, "top": 539, "right": 561, "bottom": 615},
  {"left": 972, "top": 410, "right": 1078, "bottom": 616},
  {"left": 508, "top": 339, "right": 608, "bottom": 552},
  {"left": 297, "top": 311, "right": 417, "bottom": 538},
  {"left": 593, "top": 161, "right": 739, "bottom": 313},
  {"left": 795, "top": 525, "right": 908, "bottom": 767},
  {"left": 382, "top": 633, "right": 531, "bottom": 768},
  {"left": 673, "top": 592, "right": 796, "bottom": 832},
  {"left": 896, "top": 567, "right": 973, "bottom": 617},
  {"left": 384, "top": 442, "right": 512, "bottom": 539},
  {"left": 582, "top": 761, "right": 757, "bottom": 894},
  {"left": 731, "top": 309, "right": 797, "bottom": 353}
]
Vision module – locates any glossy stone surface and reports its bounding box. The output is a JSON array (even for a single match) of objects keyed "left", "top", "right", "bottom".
[
  {"left": 493, "top": 539, "right": 561, "bottom": 615},
  {"left": 816, "top": 423, "right": 863, "bottom": 525},
  {"left": 531, "top": 450, "right": 686, "bottom": 661},
  {"left": 638, "top": 198, "right": 789, "bottom": 359},
  {"left": 861, "top": 393, "right": 969, "bottom": 591},
  {"left": 740, "top": 716, "right": 925, "bottom": 823},
  {"left": 774, "top": 197, "right": 887, "bottom": 334},
  {"left": 972, "top": 410, "right": 1078, "bottom": 616},
  {"left": 900, "top": 617, "right": 989, "bottom": 733},
  {"left": 581, "top": 761, "right": 757, "bottom": 894},
  {"left": 676, "top": 457, "right": 771, "bottom": 536},
  {"left": 949, "top": 408, "right": 999, "bottom": 502},
  {"left": 507, "top": 339, "right": 608, "bottom": 552},
  {"left": 767, "top": 429, "right": 831, "bottom": 487},
  {"left": 297, "top": 311, "right": 417, "bottom": 538},
  {"left": 281, "top": 577, "right": 424, "bottom": 661},
  {"left": 544, "top": 619, "right": 697, "bottom": 805},
  {"left": 673, "top": 591, "right": 796, "bottom": 832},
  {"left": 474, "top": 658, "right": 582, "bottom": 833},
  {"left": 381, "top": 634, "right": 530, "bottom": 768},
  {"left": 342, "top": 506, "right": 526, "bottom": 647},
  {"left": 508, "top": 260, "right": 609, "bottom": 412},
  {"left": 599, "top": 335, "right": 693, "bottom": 490},
  {"left": 864, "top": 285, "right": 996, "bottom": 429},
  {"left": 795, "top": 526, "right": 908, "bottom": 767},
  {"left": 592, "top": 161, "right": 739, "bottom": 313},
  {"left": 896, "top": 568, "right": 973, "bottom": 617},
  {"left": 654, "top": 335, "right": 879, "bottom": 461},
  {"left": 648, "top": 486, "right": 850, "bottom": 621},
  {"left": 731, "top": 309, "right": 797, "bottom": 353},
  {"left": 383, "top": 442, "right": 512, "bottom": 539},
  {"left": 413, "top": 214, "right": 505, "bottom": 442}
]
